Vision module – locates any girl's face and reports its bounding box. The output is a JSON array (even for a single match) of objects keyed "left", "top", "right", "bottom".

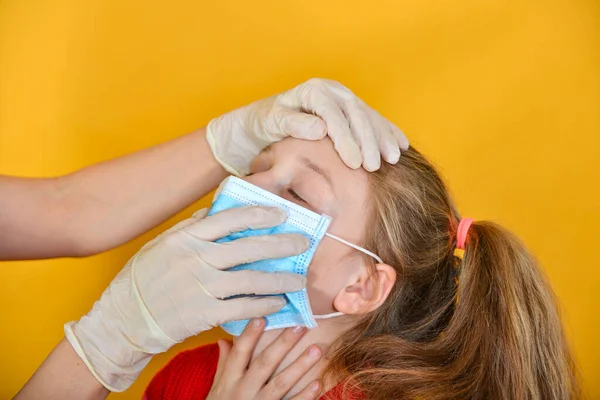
[{"left": 245, "top": 137, "right": 372, "bottom": 315}]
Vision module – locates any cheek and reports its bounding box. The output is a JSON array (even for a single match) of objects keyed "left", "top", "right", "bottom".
[{"left": 306, "top": 239, "right": 353, "bottom": 314}]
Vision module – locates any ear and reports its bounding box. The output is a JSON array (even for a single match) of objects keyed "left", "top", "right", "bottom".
[{"left": 333, "top": 263, "right": 396, "bottom": 315}]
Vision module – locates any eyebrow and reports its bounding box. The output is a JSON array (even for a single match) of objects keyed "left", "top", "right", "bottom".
[
  {"left": 300, "top": 157, "right": 334, "bottom": 190},
  {"left": 259, "top": 144, "right": 273, "bottom": 156}
]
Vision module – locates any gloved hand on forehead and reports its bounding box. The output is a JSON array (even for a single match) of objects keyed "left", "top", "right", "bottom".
[
  {"left": 64, "top": 206, "right": 308, "bottom": 392},
  {"left": 207, "top": 78, "right": 409, "bottom": 176}
]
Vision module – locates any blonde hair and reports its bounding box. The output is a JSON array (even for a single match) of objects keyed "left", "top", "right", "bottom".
[{"left": 323, "top": 148, "right": 580, "bottom": 399}]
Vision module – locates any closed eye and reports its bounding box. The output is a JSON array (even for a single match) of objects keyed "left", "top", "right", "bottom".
[{"left": 287, "top": 188, "right": 307, "bottom": 203}]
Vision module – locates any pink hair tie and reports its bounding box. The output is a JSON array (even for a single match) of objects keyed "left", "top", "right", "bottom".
[
  {"left": 452, "top": 218, "right": 474, "bottom": 307},
  {"left": 456, "top": 218, "right": 474, "bottom": 249},
  {"left": 454, "top": 218, "right": 474, "bottom": 260}
]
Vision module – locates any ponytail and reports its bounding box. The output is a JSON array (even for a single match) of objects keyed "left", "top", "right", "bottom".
[{"left": 446, "top": 221, "right": 580, "bottom": 399}]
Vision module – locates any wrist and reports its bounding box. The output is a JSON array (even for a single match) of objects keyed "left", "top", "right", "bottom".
[
  {"left": 202, "top": 122, "right": 241, "bottom": 176},
  {"left": 63, "top": 265, "right": 176, "bottom": 391},
  {"left": 14, "top": 338, "right": 110, "bottom": 400},
  {"left": 205, "top": 112, "right": 264, "bottom": 177}
]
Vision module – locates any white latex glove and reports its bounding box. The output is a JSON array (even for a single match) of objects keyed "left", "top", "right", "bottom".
[
  {"left": 207, "top": 78, "right": 409, "bottom": 176},
  {"left": 64, "top": 206, "right": 309, "bottom": 392}
]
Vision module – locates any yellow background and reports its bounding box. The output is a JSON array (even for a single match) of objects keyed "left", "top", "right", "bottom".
[{"left": 0, "top": 0, "right": 598, "bottom": 398}]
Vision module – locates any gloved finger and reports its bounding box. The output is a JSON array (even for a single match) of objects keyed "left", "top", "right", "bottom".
[
  {"left": 197, "top": 234, "right": 309, "bottom": 270},
  {"left": 222, "top": 317, "right": 265, "bottom": 376},
  {"left": 182, "top": 206, "right": 287, "bottom": 241},
  {"left": 390, "top": 122, "right": 410, "bottom": 151},
  {"left": 191, "top": 208, "right": 209, "bottom": 219},
  {"left": 341, "top": 100, "right": 381, "bottom": 171},
  {"left": 289, "top": 86, "right": 362, "bottom": 169},
  {"left": 164, "top": 217, "right": 199, "bottom": 234},
  {"left": 324, "top": 78, "right": 405, "bottom": 163},
  {"left": 318, "top": 78, "right": 356, "bottom": 99},
  {"left": 154, "top": 208, "right": 210, "bottom": 244},
  {"left": 208, "top": 270, "right": 307, "bottom": 299},
  {"left": 274, "top": 108, "right": 327, "bottom": 140},
  {"left": 379, "top": 126, "right": 401, "bottom": 164},
  {"left": 139, "top": 217, "right": 199, "bottom": 251},
  {"left": 141, "top": 209, "right": 210, "bottom": 251},
  {"left": 219, "top": 297, "right": 287, "bottom": 325},
  {"left": 365, "top": 107, "right": 401, "bottom": 164},
  {"left": 214, "top": 339, "right": 233, "bottom": 382}
]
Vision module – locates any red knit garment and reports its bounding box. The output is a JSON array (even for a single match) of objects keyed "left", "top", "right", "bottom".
[{"left": 144, "top": 343, "right": 360, "bottom": 400}]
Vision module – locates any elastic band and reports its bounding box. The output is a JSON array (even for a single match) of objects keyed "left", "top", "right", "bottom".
[
  {"left": 453, "top": 218, "right": 474, "bottom": 260},
  {"left": 456, "top": 218, "right": 474, "bottom": 250},
  {"left": 325, "top": 232, "right": 384, "bottom": 264},
  {"left": 314, "top": 312, "right": 345, "bottom": 320}
]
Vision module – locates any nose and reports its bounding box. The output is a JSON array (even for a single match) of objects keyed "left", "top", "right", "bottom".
[{"left": 243, "top": 172, "right": 282, "bottom": 197}]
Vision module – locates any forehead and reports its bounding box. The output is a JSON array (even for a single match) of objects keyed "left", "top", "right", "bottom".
[{"left": 270, "top": 138, "right": 369, "bottom": 186}]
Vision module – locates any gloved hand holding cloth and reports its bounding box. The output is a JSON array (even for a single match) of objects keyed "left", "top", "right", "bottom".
[{"left": 65, "top": 206, "right": 309, "bottom": 392}]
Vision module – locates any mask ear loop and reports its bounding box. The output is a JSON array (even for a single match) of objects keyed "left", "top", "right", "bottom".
[
  {"left": 314, "top": 312, "right": 345, "bottom": 319},
  {"left": 314, "top": 233, "right": 384, "bottom": 321},
  {"left": 324, "top": 233, "right": 384, "bottom": 264}
]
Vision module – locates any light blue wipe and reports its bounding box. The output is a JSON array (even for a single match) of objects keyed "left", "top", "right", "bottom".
[{"left": 209, "top": 193, "right": 326, "bottom": 335}]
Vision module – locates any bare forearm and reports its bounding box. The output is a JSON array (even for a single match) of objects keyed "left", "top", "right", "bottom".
[
  {"left": 14, "top": 339, "right": 110, "bottom": 400},
  {"left": 0, "top": 128, "right": 228, "bottom": 260},
  {"left": 55, "top": 128, "right": 227, "bottom": 255},
  {"left": 0, "top": 176, "right": 66, "bottom": 259}
]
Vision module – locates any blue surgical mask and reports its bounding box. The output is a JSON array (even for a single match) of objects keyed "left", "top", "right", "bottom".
[{"left": 209, "top": 176, "right": 382, "bottom": 336}]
